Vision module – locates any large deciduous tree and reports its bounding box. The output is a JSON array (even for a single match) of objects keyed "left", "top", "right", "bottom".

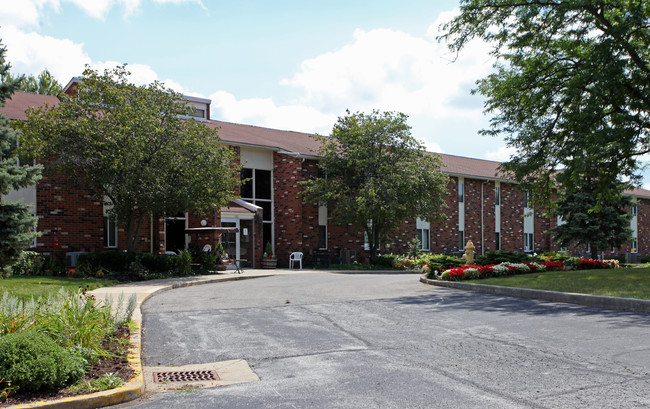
[
  {"left": 0, "top": 40, "right": 42, "bottom": 275},
  {"left": 301, "top": 110, "right": 448, "bottom": 258},
  {"left": 20, "top": 65, "right": 240, "bottom": 252},
  {"left": 442, "top": 1, "right": 650, "bottom": 207}
]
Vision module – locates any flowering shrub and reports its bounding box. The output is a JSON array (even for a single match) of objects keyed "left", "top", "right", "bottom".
[
  {"left": 540, "top": 261, "right": 564, "bottom": 270},
  {"left": 576, "top": 258, "right": 619, "bottom": 269},
  {"left": 463, "top": 268, "right": 480, "bottom": 279},
  {"left": 394, "top": 258, "right": 416, "bottom": 269},
  {"left": 431, "top": 254, "right": 619, "bottom": 281}
]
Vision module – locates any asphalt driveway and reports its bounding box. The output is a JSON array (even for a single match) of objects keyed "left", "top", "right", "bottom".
[{"left": 126, "top": 272, "right": 650, "bottom": 408}]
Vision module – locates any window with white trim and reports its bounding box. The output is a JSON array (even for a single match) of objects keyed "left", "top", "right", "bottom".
[
  {"left": 458, "top": 179, "right": 464, "bottom": 203},
  {"left": 459, "top": 230, "right": 465, "bottom": 251},
  {"left": 524, "top": 233, "right": 534, "bottom": 252},
  {"left": 495, "top": 184, "right": 500, "bottom": 205},
  {"left": 523, "top": 191, "right": 532, "bottom": 208},
  {"left": 318, "top": 205, "right": 327, "bottom": 250},
  {"left": 495, "top": 231, "right": 500, "bottom": 250},
  {"left": 241, "top": 167, "right": 273, "bottom": 252},
  {"left": 416, "top": 218, "right": 430, "bottom": 251}
]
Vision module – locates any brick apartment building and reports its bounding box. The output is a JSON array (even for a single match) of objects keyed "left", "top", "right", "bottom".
[{"left": 2, "top": 90, "right": 648, "bottom": 268}]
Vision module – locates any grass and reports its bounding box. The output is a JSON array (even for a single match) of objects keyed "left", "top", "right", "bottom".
[
  {"left": 473, "top": 267, "right": 650, "bottom": 300},
  {"left": 0, "top": 276, "right": 120, "bottom": 299}
]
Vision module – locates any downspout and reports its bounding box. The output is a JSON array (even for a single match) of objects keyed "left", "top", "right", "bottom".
[
  {"left": 481, "top": 180, "right": 487, "bottom": 256},
  {"left": 150, "top": 215, "right": 153, "bottom": 253}
]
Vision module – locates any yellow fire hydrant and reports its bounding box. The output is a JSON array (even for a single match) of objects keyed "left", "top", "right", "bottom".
[{"left": 462, "top": 240, "right": 476, "bottom": 264}]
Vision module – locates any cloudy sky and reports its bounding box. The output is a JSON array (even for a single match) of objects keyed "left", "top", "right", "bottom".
[{"left": 2, "top": 0, "right": 513, "bottom": 163}]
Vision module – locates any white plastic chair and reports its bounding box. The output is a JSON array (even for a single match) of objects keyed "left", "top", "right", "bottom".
[
  {"left": 289, "top": 252, "right": 303, "bottom": 269},
  {"left": 202, "top": 244, "right": 212, "bottom": 252}
]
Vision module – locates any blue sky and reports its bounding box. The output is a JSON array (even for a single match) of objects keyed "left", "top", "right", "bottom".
[{"left": 1, "top": 0, "right": 523, "bottom": 167}]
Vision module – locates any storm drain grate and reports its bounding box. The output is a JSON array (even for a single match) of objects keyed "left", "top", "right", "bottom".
[{"left": 152, "top": 370, "right": 220, "bottom": 383}]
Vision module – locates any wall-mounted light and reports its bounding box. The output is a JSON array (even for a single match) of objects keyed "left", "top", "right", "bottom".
[{"left": 200, "top": 219, "right": 208, "bottom": 227}]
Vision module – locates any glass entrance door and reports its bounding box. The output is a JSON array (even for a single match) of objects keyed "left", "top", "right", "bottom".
[{"left": 221, "top": 221, "right": 237, "bottom": 260}]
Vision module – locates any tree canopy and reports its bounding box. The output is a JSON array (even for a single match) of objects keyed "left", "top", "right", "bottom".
[
  {"left": 3, "top": 69, "right": 62, "bottom": 96},
  {"left": 20, "top": 65, "right": 240, "bottom": 252},
  {"left": 442, "top": 1, "right": 650, "bottom": 207},
  {"left": 0, "top": 40, "right": 42, "bottom": 274},
  {"left": 301, "top": 110, "right": 448, "bottom": 257}
]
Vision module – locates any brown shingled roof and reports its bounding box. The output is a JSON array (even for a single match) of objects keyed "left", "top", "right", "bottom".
[
  {"left": 207, "top": 120, "right": 322, "bottom": 157},
  {"left": 436, "top": 153, "right": 508, "bottom": 181},
  {"left": 4, "top": 90, "right": 650, "bottom": 198},
  {"left": 0, "top": 91, "right": 59, "bottom": 121}
]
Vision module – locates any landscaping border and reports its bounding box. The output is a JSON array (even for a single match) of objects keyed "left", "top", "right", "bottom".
[
  {"left": 10, "top": 273, "right": 272, "bottom": 409},
  {"left": 420, "top": 275, "right": 650, "bottom": 314}
]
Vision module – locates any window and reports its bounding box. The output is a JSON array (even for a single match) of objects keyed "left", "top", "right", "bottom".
[
  {"left": 318, "top": 205, "right": 327, "bottom": 249},
  {"left": 631, "top": 202, "right": 638, "bottom": 216},
  {"left": 318, "top": 226, "right": 327, "bottom": 250},
  {"left": 459, "top": 230, "right": 465, "bottom": 251},
  {"left": 416, "top": 218, "right": 430, "bottom": 251},
  {"left": 241, "top": 167, "right": 273, "bottom": 249},
  {"left": 458, "top": 180, "right": 464, "bottom": 203},
  {"left": 631, "top": 240, "right": 638, "bottom": 253},
  {"left": 523, "top": 191, "right": 531, "bottom": 208},
  {"left": 585, "top": 242, "right": 590, "bottom": 253},
  {"left": 495, "top": 185, "right": 500, "bottom": 206},
  {"left": 104, "top": 216, "right": 117, "bottom": 248},
  {"left": 495, "top": 231, "right": 501, "bottom": 250},
  {"left": 524, "top": 233, "right": 534, "bottom": 252},
  {"left": 188, "top": 108, "right": 205, "bottom": 119}
]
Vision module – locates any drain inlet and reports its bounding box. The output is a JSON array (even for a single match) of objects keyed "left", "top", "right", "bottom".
[{"left": 152, "top": 370, "right": 220, "bottom": 383}]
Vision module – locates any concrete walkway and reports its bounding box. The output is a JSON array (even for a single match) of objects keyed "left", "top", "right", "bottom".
[{"left": 13, "top": 268, "right": 311, "bottom": 409}]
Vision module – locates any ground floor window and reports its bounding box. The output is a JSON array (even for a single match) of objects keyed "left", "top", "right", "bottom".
[
  {"left": 459, "top": 230, "right": 465, "bottom": 251},
  {"left": 524, "top": 233, "right": 534, "bottom": 252},
  {"left": 104, "top": 216, "right": 117, "bottom": 248},
  {"left": 318, "top": 225, "right": 327, "bottom": 250},
  {"left": 631, "top": 240, "right": 638, "bottom": 253},
  {"left": 416, "top": 218, "right": 430, "bottom": 251},
  {"left": 495, "top": 231, "right": 500, "bottom": 251}
]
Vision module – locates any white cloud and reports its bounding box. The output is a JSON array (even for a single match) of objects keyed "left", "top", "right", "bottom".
[
  {"left": 485, "top": 145, "right": 517, "bottom": 162},
  {"left": 0, "top": 0, "right": 59, "bottom": 27},
  {"left": 1, "top": 25, "right": 90, "bottom": 81},
  {"left": 424, "top": 140, "right": 444, "bottom": 154},
  {"left": 209, "top": 90, "right": 336, "bottom": 135},
  {"left": 280, "top": 19, "right": 493, "bottom": 121}
]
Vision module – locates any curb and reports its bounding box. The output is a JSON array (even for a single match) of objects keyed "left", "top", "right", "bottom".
[
  {"left": 11, "top": 273, "right": 274, "bottom": 409},
  {"left": 420, "top": 275, "right": 650, "bottom": 314},
  {"left": 332, "top": 269, "right": 420, "bottom": 275}
]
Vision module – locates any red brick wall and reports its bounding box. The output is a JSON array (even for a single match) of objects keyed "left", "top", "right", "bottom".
[{"left": 32, "top": 153, "right": 650, "bottom": 264}]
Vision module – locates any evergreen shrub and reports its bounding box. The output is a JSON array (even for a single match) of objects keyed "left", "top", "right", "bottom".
[
  {"left": 0, "top": 331, "right": 85, "bottom": 393},
  {"left": 475, "top": 250, "right": 529, "bottom": 265}
]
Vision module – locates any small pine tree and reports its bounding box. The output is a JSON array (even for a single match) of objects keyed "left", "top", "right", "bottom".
[{"left": 0, "top": 39, "right": 42, "bottom": 275}]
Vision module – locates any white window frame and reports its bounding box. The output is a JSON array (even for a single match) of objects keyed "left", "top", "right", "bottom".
[
  {"left": 524, "top": 233, "right": 534, "bottom": 252},
  {"left": 416, "top": 218, "right": 430, "bottom": 252},
  {"left": 318, "top": 205, "right": 328, "bottom": 250}
]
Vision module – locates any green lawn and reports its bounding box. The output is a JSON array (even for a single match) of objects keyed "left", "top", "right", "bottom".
[
  {"left": 474, "top": 267, "right": 650, "bottom": 300},
  {"left": 0, "top": 276, "right": 120, "bottom": 299}
]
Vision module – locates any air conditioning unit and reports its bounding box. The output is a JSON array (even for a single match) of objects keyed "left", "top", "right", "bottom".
[
  {"left": 66, "top": 252, "right": 89, "bottom": 267},
  {"left": 340, "top": 249, "right": 357, "bottom": 264}
]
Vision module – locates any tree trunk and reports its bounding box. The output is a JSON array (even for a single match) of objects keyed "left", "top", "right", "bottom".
[
  {"left": 591, "top": 246, "right": 599, "bottom": 261},
  {"left": 125, "top": 213, "right": 145, "bottom": 253}
]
